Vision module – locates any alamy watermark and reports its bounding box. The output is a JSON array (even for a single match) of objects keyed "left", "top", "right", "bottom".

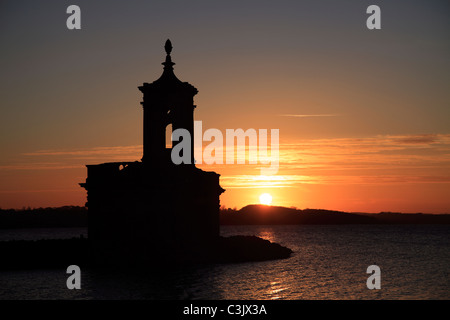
[
  {"left": 171, "top": 121, "right": 280, "bottom": 175},
  {"left": 366, "top": 265, "right": 381, "bottom": 289},
  {"left": 66, "top": 265, "right": 81, "bottom": 289},
  {"left": 67, "top": 5, "right": 381, "bottom": 30}
]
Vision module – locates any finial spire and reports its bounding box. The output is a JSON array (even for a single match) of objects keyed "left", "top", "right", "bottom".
[
  {"left": 165, "top": 39, "right": 173, "bottom": 55},
  {"left": 162, "top": 39, "right": 175, "bottom": 70}
]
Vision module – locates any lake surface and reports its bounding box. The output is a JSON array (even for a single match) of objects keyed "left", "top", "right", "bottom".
[{"left": 0, "top": 225, "right": 449, "bottom": 300}]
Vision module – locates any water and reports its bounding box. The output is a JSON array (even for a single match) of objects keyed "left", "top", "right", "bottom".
[{"left": 0, "top": 225, "right": 448, "bottom": 300}]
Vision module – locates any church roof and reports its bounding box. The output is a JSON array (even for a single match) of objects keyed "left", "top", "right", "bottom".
[{"left": 139, "top": 39, "right": 198, "bottom": 95}]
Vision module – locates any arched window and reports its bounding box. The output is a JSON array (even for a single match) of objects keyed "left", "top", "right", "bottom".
[{"left": 165, "top": 123, "right": 173, "bottom": 149}]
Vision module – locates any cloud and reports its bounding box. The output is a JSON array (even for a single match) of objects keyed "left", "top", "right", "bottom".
[
  {"left": 23, "top": 145, "right": 141, "bottom": 157},
  {"left": 0, "top": 164, "right": 82, "bottom": 170},
  {"left": 220, "top": 175, "right": 319, "bottom": 188},
  {"left": 393, "top": 134, "right": 438, "bottom": 145},
  {"left": 278, "top": 114, "right": 339, "bottom": 118},
  {"left": 215, "top": 133, "right": 450, "bottom": 188},
  {"left": 4, "top": 134, "right": 450, "bottom": 191},
  {"left": 0, "top": 146, "right": 142, "bottom": 171}
]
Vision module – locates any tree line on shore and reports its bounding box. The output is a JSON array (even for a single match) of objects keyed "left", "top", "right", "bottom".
[{"left": 1, "top": 204, "right": 449, "bottom": 229}]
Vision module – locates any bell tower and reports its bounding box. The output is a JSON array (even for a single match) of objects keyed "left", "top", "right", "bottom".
[
  {"left": 139, "top": 39, "right": 198, "bottom": 166},
  {"left": 80, "top": 39, "right": 224, "bottom": 265}
]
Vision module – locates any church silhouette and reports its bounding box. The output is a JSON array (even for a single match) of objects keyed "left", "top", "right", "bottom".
[{"left": 80, "top": 40, "right": 225, "bottom": 264}]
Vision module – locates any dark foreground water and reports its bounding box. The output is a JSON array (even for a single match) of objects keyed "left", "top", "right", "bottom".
[{"left": 0, "top": 225, "right": 449, "bottom": 300}]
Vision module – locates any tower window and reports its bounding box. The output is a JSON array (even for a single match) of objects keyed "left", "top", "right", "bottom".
[{"left": 166, "top": 123, "right": 173, "bottom": 149}]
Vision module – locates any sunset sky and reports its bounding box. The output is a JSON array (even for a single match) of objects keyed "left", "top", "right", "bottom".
[{"left": 1, "top": 1, "right": 449, "bottom": 213}]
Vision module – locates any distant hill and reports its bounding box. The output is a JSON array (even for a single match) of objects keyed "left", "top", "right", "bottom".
[
  {"left": 0, "top": 206, "right": 88, "bottom": 229},
  {"left": 220, "top": 205, "right": 450, "bottom": 225},
  {"left": 1, "top": 205, "right": 449, "bottom": 229}
]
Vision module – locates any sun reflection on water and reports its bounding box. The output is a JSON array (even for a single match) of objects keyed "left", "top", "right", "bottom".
[
  {"left": 267, "top": 281, "right": 288, "bottom": 300},
  {"left": 256, "top": 230, "right": 276, "bottom": 243}
]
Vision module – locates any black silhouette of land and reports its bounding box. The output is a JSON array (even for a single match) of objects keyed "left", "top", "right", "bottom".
[
  {"left": 1, "top": 205, "right": 449, "bottom": 229},
  {"left": 0, "top": 234, "right": 293, "bottom": 270},
  {"left": 221, "top": 205, "right": 450, "bottom": 225},
  {"left": 1, "top": 205, "right": 448, "bottom": 270}
]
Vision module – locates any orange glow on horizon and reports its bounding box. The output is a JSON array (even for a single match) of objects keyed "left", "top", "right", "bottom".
[{"left": 1, "top": 133, "right": 450, "bottom": 213}]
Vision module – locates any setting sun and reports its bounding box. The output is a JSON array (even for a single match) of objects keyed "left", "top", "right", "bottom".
[{"left": 259, "top": 193, "right": 273, "bottom": 205}]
